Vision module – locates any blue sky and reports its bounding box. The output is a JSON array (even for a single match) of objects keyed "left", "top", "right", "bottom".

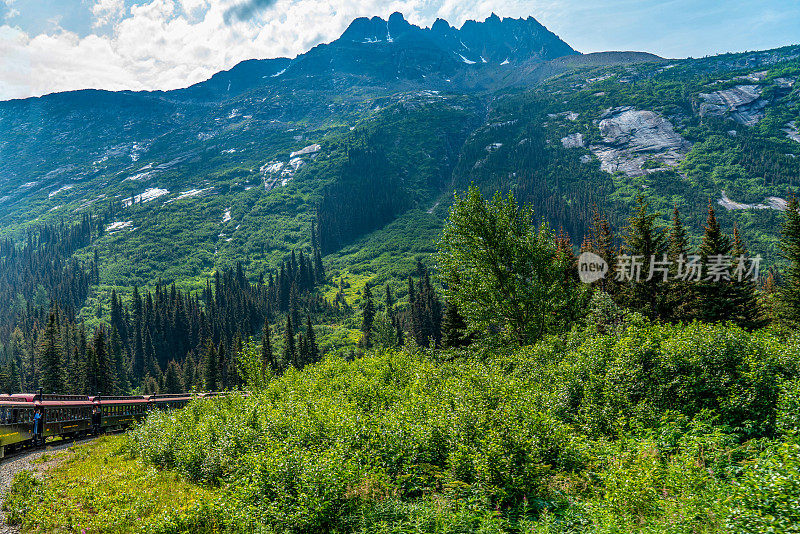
[{"left": 1, "top": 0, "right": 799, "bottom": 100}]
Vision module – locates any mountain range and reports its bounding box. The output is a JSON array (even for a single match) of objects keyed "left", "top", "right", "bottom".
[{"left": 0, "top": 12, "right": 799, "bottom": 310}]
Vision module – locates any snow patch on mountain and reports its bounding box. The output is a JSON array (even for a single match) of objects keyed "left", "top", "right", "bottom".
[
  {"left": 122, "top": 188, "right": 169, "bottom": 207},
  {"left": 165, "top": 188, "right": 213, "bottom": 203},
  {"left": 49, "top": 185, "right": 74, "bottom": 198},
  {"left": 106, "top": 221, "right": 133, "bottom": 232},
  {"left": 290, "top": 144, "right": 321, "bottom": 158}
]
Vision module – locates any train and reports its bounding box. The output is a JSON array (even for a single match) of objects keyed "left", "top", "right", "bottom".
[{"left": 0, "top": 391, "right": 226, "bottom": 459}]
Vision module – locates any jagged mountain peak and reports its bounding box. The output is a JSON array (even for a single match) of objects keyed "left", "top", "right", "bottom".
[{"left": 338, "top": 12, "right": 576, "bottom": 64}]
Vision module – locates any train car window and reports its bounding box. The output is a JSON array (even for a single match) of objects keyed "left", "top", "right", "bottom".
[{"left": 12, "top": 409, "right": 18, "bottom": 423}]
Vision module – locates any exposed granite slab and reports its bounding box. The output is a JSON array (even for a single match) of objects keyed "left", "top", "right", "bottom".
[
  {"left": 698, "top": 85, "right": 766, "bottom": 126},
  {"left": 588, "top": 107, "right": 690, "bottom": 176}
]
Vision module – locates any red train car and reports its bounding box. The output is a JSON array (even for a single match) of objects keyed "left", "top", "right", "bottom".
[{"left": 0, "top": 391, "right": 213, "bottom": 458}]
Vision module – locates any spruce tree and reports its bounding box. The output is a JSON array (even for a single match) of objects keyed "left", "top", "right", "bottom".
[
  {"left": 7, "top": 358, "right": 20, "bottom": 394},
  {"left": 164, "top": 361, "right": 184, "bottom": 393},
  {"left": 38, "top": 311, "right": 62, "bottom": 393},
  {"left": 586, "top": 206, "right": 618, "bottom": 295},
  {"left": 261, "top": 319, "right": 277, "bottom": 377},
  {"left": 183, "top": 353, "right": 196, "bottom": 391},
  {"left": 730, "top": 225, "right": 764, "bottom": 330},
  {"left": 779, "top": 197, "right": 800, "bottom": 325},
  {"left": 297, "top": 333, "right": 308, "bottom": 368},
  {"left": 385, "top": 284, "right": 394, "bottom": 315},
  {"left": 283, "top": 315, "right": 297, "bottom": 368},
  {"left": 93, "top": 327, "right": 114, "bottom": 395},
  {"left": 666, "top": 206, "right": 695, "bottom": 322},
  {"left": 203, "top": 341, "right": 218, "bottom": 391},
  {"left": 305, "top": 316, "right": 319, "bottom": 364},
  {"left": 442, "top": 300, "right": 471, "bottom": 348},
  {"left": 697, "top": 201, "right": 735, "bottom": 323},
  {"left": 360, "top": 283, "right": 375, "bottom": 348},
  {"left": 619, "top": 196, "right": 668, "bottom": 319},
  {"left": 394, "top": 317, "right": 404, "bottom": 347}
]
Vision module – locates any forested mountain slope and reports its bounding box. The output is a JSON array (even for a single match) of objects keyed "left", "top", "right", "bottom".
[{"left": 0, "top": 12, "right": 799, "bottom": 362}]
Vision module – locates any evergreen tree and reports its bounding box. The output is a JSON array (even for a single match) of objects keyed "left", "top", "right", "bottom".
[
  {"left": 585, "top": 206, "right": 618, "bottom": 295},
  {"left": 144, "top": 331, "right": 160, "bottom": 379},
  {"left": 442, "top": 300, "right": 471, "bottom": 348},
  {"left": 110, "top": 326, "right": 127, "bottom": 394},
  {"left": 297, "top": 333, "right": 309, "bottom": 368},
  {"left": 730, "top": 224, "right": 764, "bottom": 330},
  {"left": 93, "top": 327, "right": 114, "bottom": 395},
  {"left": 778, "top": 197, "right": 800, "bottom": 326},
  {"left": 261, "top": 319, "right": 277, "bottom": 377},
  {"left": 619, "top": 196, "right": 669, "bottom": 319},
  {"left": 305, "top": 316, "right": 319, "bottom": 364},
  {"left": 7, "top": 357, "right": 20, "bottom": 394},
  {"left": 164, "top": 360, "right": 184, "bottom": 393},
  {"left": 183, "top": 353, "right": 196, "bottom": 391},
  {"left": 385, "top": 284, "right": 394, "bottom": 314},
  {"left": 289, "top": 282, "right": 301, "bottom": 327},
  {"left": 38, "top": 311, "right": 63, "bottom": 393},
  {"left": 697, "top": 202, "right": 735, "bottom": 323},
  {"left": 203, "top": 341, "right": 218, "bottom": 391},
  {"left": 666, "top": 206, "right": 695, "bottom": 322},
  {"left": 360, "top": 283, "right": 375, "bottom": 348},
  {"left": 283, "top": 315, "right": 298, "bottom": 369},
  {"left": 225, "top": 350, "right": 241, "bottom": 390}
]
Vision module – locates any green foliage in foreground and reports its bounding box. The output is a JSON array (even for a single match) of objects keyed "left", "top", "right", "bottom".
[
  {"left": 8, "top": 318, "right": 800, "bottom": 533},
  {"left": 3, "top": 436, "right": 223, "bottom": 534}
]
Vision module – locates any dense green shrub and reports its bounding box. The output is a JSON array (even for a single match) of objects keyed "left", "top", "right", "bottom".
[
  {"left": 118, "top": 322, "right": 800, "bottom": 532},
  {"left": 544, "top": 320, "right": 795, "bottom": 439}
]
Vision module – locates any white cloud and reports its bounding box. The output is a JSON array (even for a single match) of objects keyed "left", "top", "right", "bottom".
[{"left": 91, "top": 0, "right": 125, "bottom": 28}]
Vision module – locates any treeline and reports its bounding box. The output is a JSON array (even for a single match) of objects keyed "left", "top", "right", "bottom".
[
  {"left": 357, "top": 261, "right": 445, "bottom": 350},
  {"left": 429, "top": 186, "right": 788, "bottom": 350},
  {"left": 315, "top": 147, "right": 409, "bottom": 254},
  {"left": 0, "top": 214, "right": 100, "bottom": 340},
  {"left": 0, "top": 242, "right": 331, "bottom": 395},
  {"left": 580, "top": 197, "right": 764, "bottom": 328}
]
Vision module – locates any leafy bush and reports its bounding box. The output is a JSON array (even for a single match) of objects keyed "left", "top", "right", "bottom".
[
  {"left": 546, "top": 320, "right": 794, "bottom": 439},
  {"left": 127, "top": 349, "right": 586, "bottom": 532}
]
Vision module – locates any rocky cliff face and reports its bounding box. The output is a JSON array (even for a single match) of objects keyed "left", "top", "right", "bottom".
[
  {"left": 699, "top": 85, "right": 766, "bottom": 126},
  {"left": 587, "top": 107, "right": 691, "bottom": 176}
]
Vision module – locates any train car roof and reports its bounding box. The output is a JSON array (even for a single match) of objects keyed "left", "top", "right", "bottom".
[
  {"left": 99, "top": 398, "right": 149, "bottom": 404},
  {"left": 38, "top": 400, "right": 95, "bottom": 407},
  {"left": 0, "top": 400, "right": 37, "bottom": 407},
  {"left": 0, "top": 394, "right": 36, "bottom": 402}
]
